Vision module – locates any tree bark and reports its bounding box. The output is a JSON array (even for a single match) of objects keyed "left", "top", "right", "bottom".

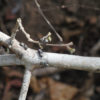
[{"left": 0, "top": 31, "right": 100, "bottom": 72}]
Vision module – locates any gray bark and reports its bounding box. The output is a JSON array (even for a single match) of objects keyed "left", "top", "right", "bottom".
[{"left": 0, "top": 31, "right": 100, "bottom": 72}]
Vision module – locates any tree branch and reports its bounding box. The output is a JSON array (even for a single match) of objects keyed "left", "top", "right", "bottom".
[
  {"left": 19, "top": 68, "right": 32, "bottom": 100},
  {"left": 0, "top": 31, "right": 100, "bottom": 72},
  {"left": 0, "top": 54, "right": 22, "bottom": 66},
  {"left": 17, "top": 18, "right": 73, "bottom": 51},
  {"left": 34, "top": 0, "right": 63, "bottom": 42}
]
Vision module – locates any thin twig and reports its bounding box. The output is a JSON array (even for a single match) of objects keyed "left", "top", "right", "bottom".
[
  {"left": 34, "top": 0, "right": 63, "bottom": 42},
  {"left": 10, "top": 19, "right": 19, "bottom": 42},
  {"left": 18, "top": 68, "right": 32, "bottom": 100},
  {"left": 17, "top": 18, "right": 39, "bottom": 44},
  {"left": 17, "top": 18, "right": 74, "bottom": 50},
  {"left": 47, "top": 42, "right": 73, "bottom": 47}
]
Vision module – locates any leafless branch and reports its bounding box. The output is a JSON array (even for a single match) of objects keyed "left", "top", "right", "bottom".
[
  {"left": 0, "top": 54, "right": 22, "bottom": 66},
  {"left": 0, "top": 31, "right": 100, "bottom": 72},
  {"left": 17, "top": 18, "right": 74, "bottom": 52},
  {"left": 34, "top": 0, "right": 63, "bottom": 42},
  {"left": 17, "top": 18, "right": 39, "bottom": 44},
  {"left": 1, "top": 30, "right": 100, "bottom": 100},
  {"left": 19, "top": 68, "right": 32, "bottom": 100}
]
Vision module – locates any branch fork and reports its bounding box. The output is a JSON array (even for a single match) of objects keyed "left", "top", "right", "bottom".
[{"left": 0, "top": 18, "right": 100, "bottom": 100}]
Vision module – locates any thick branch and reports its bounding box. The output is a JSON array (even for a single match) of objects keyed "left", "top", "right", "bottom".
[
  {"left": 0, "top": 54, "right": 22, "bottom": 66},
  {"left": 0, "top": 31, "right": 100, "bottom": 72},
  {"left": 42, "top": 52, "right": 100, "bottom": 72},
  {"left": 0, "top": 54, "right": 64, "bottom": 75},
  {"left": 0, "top": 31, "right": 35, "bottom": 68}
]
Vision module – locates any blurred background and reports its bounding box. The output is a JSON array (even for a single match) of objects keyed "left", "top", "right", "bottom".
[{"left": 0, "top": 0, "right": 100, "bottom": 100}]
